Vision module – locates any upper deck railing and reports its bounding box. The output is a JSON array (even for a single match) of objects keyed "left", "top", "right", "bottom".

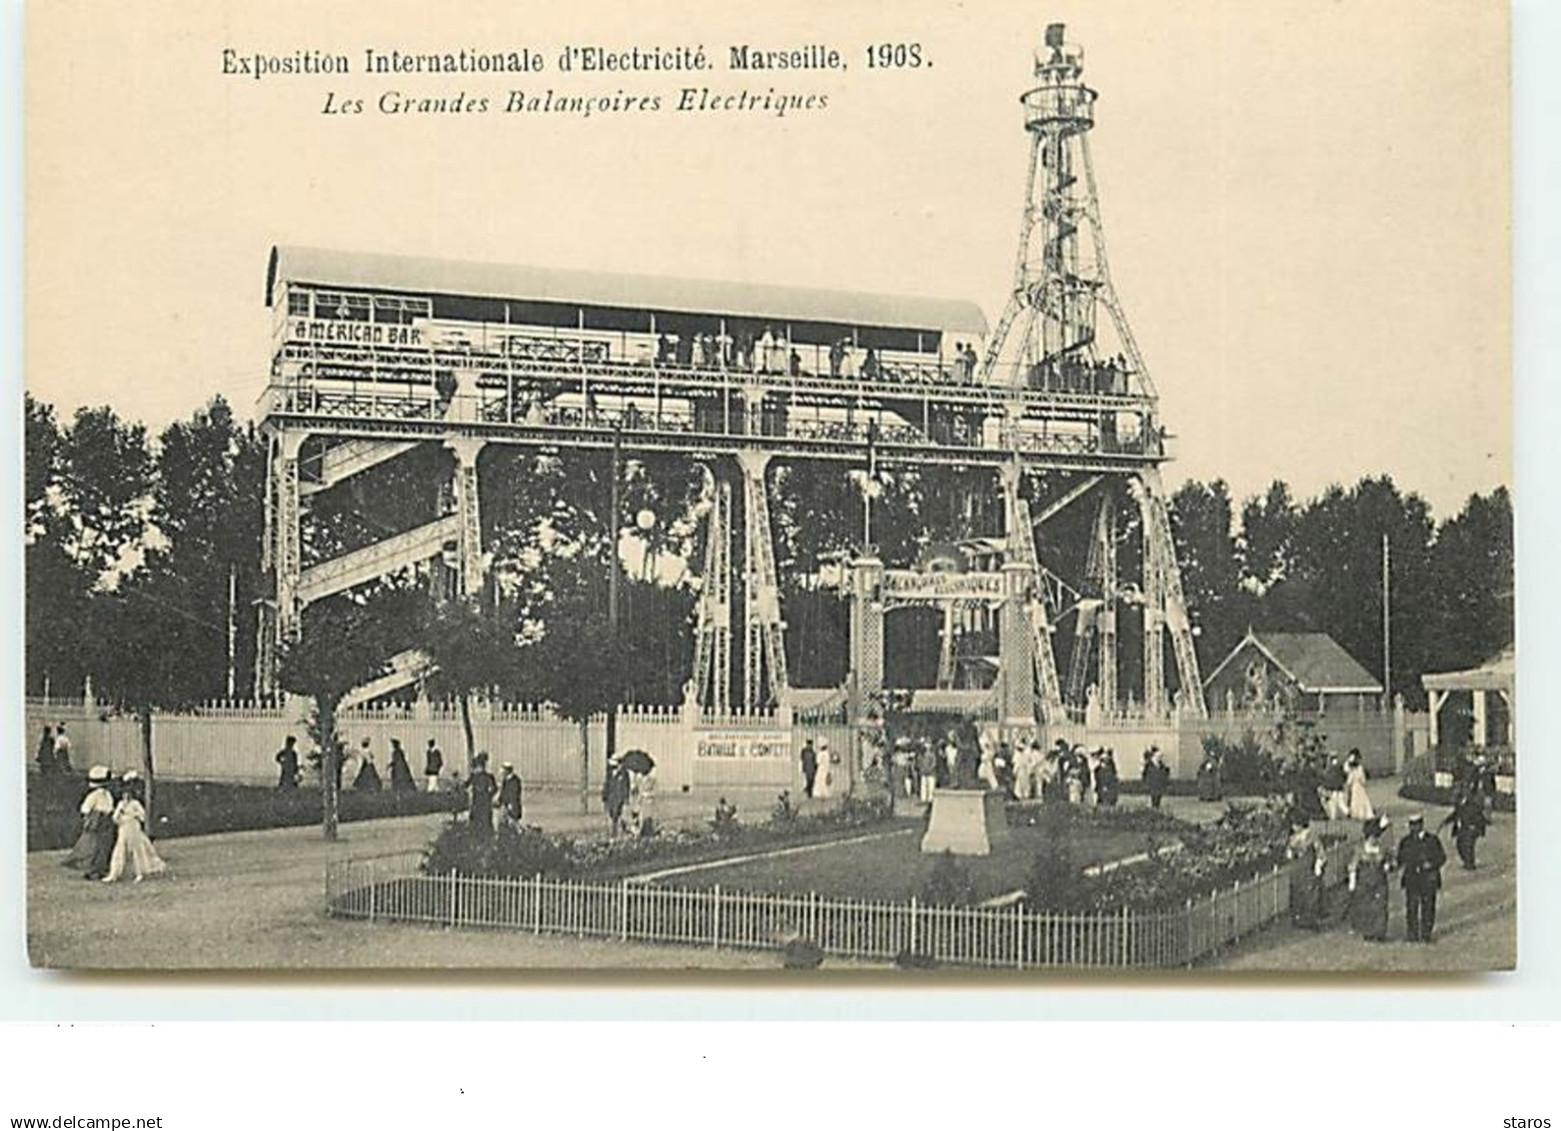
[{"left": 258, "top": 377, "right": 1169, "bottom": 466}]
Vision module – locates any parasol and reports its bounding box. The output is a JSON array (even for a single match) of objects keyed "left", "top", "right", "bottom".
[{"left": 619, "top": 750, "right": 655, "bottom": 775}]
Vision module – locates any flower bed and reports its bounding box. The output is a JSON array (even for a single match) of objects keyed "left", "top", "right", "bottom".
[
  {"left": 422, "top": 792, "right": 898, "bottom": 881},
  {"left": 1021, "top": 797, "right": 1346, "bottom": 914}
]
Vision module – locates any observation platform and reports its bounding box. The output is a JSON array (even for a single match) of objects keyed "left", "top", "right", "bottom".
[{"left": 257, "top": 244, "right": 1168, "bottom": 473}]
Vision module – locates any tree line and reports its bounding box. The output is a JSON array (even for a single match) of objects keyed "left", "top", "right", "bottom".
[{"left": 27, "top": 392, "right": 1512, "bottom": 722}]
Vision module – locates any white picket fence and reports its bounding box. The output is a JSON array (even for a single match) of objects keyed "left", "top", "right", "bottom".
[
  {"left": 24, "top": 697, "right": 847, "bottom": 794},
  {"left": 324, "top": 837, "right": 1359, "bottom": 969}
]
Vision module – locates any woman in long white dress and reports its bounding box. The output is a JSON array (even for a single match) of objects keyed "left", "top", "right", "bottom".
[
  {"left": 1343, "top": 750, "right": 1374, "bottom": 821},
  {"left": 103, "top": 773, "right": 167, "bottom": 883},
  {"left": 813, "top": 739, "right": 833, "bottom": 800}
]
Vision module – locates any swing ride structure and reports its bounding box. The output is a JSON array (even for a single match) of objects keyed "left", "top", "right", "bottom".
[{"left": 252, "top": 22, "right": 1206, "bottom": 733}]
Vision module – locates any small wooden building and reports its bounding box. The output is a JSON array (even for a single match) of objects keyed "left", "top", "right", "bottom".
[{"left": 1203, "top": 631, "right": 1383, "bottom": 715}]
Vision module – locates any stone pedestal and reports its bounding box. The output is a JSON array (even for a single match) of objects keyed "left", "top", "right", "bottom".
[{"left": 920, "top": 789, "right": 1010, "bottom": 856}]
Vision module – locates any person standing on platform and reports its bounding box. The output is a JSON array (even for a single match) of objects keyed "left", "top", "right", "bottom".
[
  {"left": 424, "top": 739, "right": 444, "bottom": 792},
  {"left": 800, "top": 739, "right": 818, "bottom": 799},
  {"left": 1397, "top": 813, "right": 1446, "bottom": 943},
  {"left": 275, "top": 735, "right": 300, "bottom": 790}
]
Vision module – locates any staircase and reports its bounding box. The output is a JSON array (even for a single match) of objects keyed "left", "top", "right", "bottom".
[
  {"left": 340, "top": 648, "right": 432, "bottom": 711},
  {"left": 298, "top": 515, "right": 459, "bottom": 605},
  {"left": 742, "top": 466, "right": 789, "bottom": 708},
  {"left": 301, "top": 439, "right": 419, "bottom": 496}
]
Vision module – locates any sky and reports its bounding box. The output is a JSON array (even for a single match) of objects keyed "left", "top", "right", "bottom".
[{"left": 25, "top": 0, "right": 1510, "bottom": 521}]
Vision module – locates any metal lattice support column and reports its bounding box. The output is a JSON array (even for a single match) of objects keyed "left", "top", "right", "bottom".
[
  {"left": 1000, "top": 561, "right": 1038, "bottom": 727},
  {"left": 445, "top": 437, "right": 487, "bottom": 599},
  {"left": 1137, "top": 467, "right": 1206, "bottom": 716},
  {"left": 273, "top": 430, "right": 306, "bottom": 645},
  {"left": 849, "top": 555, "right": 885, "bottom": 725},
  {"left": 692, "top": 472, "right": 733, "bottom": 714},
  {"left": 738, "top": 450, "right": 787, "bottom": 710},
  {"left": 1096, "top": 492, "right": 1119, "bottom": 712},
  {"left": 1131, "top": 474, "right": 1167, "bottom": 716},
  {"left": 1001, "top": 464, "right": 1064, "bottom": 719}
]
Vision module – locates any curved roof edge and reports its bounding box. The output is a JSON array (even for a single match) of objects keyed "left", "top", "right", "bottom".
[{"left": 266, "top": 245, "right": 989, "bottom": 337}]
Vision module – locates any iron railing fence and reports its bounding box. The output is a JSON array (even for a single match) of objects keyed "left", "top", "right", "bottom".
[{"left": 325, "top": 836, "right": 1357, "bottom": 970}]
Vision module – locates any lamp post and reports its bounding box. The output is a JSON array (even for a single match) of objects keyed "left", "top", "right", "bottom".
[{"left": 605, "top": 427, "right": 623, "bottom": 786}]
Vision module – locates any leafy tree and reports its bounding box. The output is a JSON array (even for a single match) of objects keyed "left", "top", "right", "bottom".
[
  {"left": 143, "top": 397, "right": 266, "bottom": 699},
  {"left": 420, "top": 600, "right": 520, "bottom": 771},
  {"left": 81, "top": 564, "right": 220, "bottom": 820},
  {"left": 1428, "top": 487, "right": 1514, "bottom": 672},
  {"left": 277, "top": 599, "right": 400, "bottom": 839},
  {"left": 1237, "top": 480, "right": 1299, "bottom": 597},
  {"left": 1169, "top": 478, "right": 1248, "bottom": 670},
  {"left": 57, "top": 405, "right": 153, "bottom": 583}
]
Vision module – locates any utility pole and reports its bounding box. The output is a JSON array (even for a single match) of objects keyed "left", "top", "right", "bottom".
[
  {"left": 606, "top": 426, "right": 622, "bottom": 772},
  {"left": 226, "top": 566, "right": 237, "bottom": 699},
  {"left": 1381, "top": 533, "right": 1392, "bottom": 707}
]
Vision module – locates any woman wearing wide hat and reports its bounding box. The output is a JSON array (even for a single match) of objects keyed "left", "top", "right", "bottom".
[
  {"left": 63, "top": 765, "right": 116, "bottom": 876},
  {"left": 103, "top": 772, "right": 167, "bottom": 883},
  {"left": 1346, "top": 816, "right": 1394, "bottom": 941}
]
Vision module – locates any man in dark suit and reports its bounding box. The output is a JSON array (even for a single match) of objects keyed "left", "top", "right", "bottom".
[
  {"left": 800, "top": 740, "right": 818, "bottom": 798},
  {"left": 1397, "top": 813, "right": 1446, "bottom": 942}
]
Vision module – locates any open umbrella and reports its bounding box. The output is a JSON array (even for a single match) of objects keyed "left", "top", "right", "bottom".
[{"left": 619, "top": 750, "right": 655, "bottom": 775}]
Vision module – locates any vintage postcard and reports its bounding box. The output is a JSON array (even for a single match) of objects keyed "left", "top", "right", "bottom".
[{"left": 24, "top": 0, "right": 1512, "bottom": 973}]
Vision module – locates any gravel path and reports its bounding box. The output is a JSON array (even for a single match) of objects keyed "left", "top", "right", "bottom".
[{"left": 29, "top": 777, "right": 1511, "bottom": 973}]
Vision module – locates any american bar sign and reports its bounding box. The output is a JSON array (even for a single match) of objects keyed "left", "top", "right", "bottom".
[
  {"left": 287, "top": 317, "right": 428, "bottom": 347},
  {"left": 694, "top": 730, "right": 791, "bottom": 759}
]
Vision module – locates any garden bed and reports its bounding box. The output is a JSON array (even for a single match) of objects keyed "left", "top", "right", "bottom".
[{"left": 27, "top": 776, "right": 462, "bottom": 851}]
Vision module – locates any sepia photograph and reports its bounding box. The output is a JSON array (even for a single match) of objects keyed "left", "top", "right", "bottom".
[{"left": 22, "top": 0, "right": 1513, "bottom": 975}]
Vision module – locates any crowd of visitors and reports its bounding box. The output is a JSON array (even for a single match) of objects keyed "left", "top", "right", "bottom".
[{"left": 641, "top": 326, "right": 989, "bottom": 389}]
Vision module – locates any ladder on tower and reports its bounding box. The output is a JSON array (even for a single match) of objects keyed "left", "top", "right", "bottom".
[{"left": 742, "top": 465, "right": 789, "bottom": 709}]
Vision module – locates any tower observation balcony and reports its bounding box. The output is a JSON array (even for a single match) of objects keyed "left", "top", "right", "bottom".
[{"left": 257, "top": 246, "right": 1168, "bottom": 474}]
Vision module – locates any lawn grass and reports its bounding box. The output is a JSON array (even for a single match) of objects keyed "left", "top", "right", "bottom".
[
  {"left": 650, "top": 815, "right": 1175, "bottom": 903},
  {"left": 27, "top": 775, "right": 462, "bottom": 851}
]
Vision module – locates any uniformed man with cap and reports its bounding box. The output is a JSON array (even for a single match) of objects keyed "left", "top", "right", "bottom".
[{"left": 1397, "top": 812, "right": 1447, "bottom": 943}]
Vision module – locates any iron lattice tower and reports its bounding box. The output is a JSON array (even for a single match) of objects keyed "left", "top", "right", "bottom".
[{"left": 981, "top": 23, "right": 1206, "bottom": 720}]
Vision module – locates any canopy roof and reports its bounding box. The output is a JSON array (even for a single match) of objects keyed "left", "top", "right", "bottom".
[
  {"left": 267, "top": 245, "right": 989, "bottom": 337},
  {"left": 1204, "top": 631, "right": 1383, "bottom": 694},
  {"left": 1422, "top": 645, "right": 1515, "bottom": 694}
]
